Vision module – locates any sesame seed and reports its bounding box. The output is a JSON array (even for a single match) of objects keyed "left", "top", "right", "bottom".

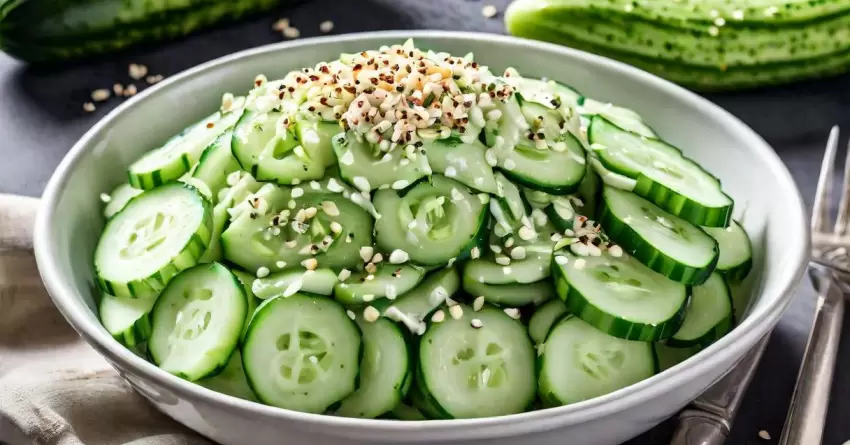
[
  {"left": 83, "top": 102, "right": 96, "bottom": 112},
  {"left": 389, "top": 249, "right": 409, "bottom": 264},
  {"left": 471, "top": 246, "right": 481, "bottom": 259},
  {"left": 322, "top": 201, "right": 340, "bottom": 216},
  {"left": 352, "top": 176, "right": 371, "bottom": 192},
  {"left": 495, "top": 255, "right": 511, "bottom": 266},
  {"left": 758, "top": 430, "right": 771, "bottom": 440},
  {"left": 372, "top": 253, "right": 384, "bottom": 264},
  {"left": 319, "top": 20, "right": 334, "bottom": 33},
  {"left": 431, "top": 310, "right": 446, "bottom": 323},
  {"left": 555, "top": 255, "right": 568, "bottom": 265},
  {"left": 145, "top": 74, "right": 164, "bottom": 85},
  {"left": 708, "top": 26, "right": 719, "bottom": 36},
  {"left": 123, "top": 84, "right": 137, "bottom": 97},
  {"left": 288, "top": 200, "right": 297, "bottom": 209},
  {"left": 99, "top": 193, "right": 111, "bottom": 203},
  {"left": 504, "top": 308, "right": 521, "bottom": 319},
  {"left": 302, "top": 258, "right": 318, "bottom": 270},
  {"left": 347, "top": 309, "right": 356, "bottom": 320},
  {"left": 90, "top": 88, "right": 111, "bottom": 102},
  {"left": 362, "top": 294, "right": 375, "bottom": 302},
  {"left": 360, "top": 246, "right": 374, "bottom": 263},
  {"left": 449, "top": 305, "right": 464, "bottom": 320},
  {"left": 504, "top": 237, "right": 515, "bottom": 248},
  {"left": 330, "top": 221, "right": 343, "bottom": 233},
  {"left": 503, "top": 159, "right": 516, "bottom": 171},
  {"left": 485, "top": 149, "right": 497, "bottom": 166},
  {"left": 113, "top": 83, "right": 124, "bottom": 96},
  {"left": 276, "top": 261, "right": 287, "bottom": 268},
  {"left": 574, "top": 258, "right": 586, "bottom": 270},
  {"left": 283, "top": 26, "right": 301, "bottom": 39},
  {"left": 471, "top": 318, "right": 483, "bottom": 328},
  {"left": 128, "top": 63, "right": 148, "bottom": 80},
  {"left": 511, "top": 246, "right": 527, "bottom": 260},
  {"left": 609, "top": 245, "right": 624, "bottom": 257},
  {"left": 256, "top": 267, "right": 270, "bottom": 278},
  {"left": 490, "top": 245, "right": 502, "bottom": 254},
  {"left": 518, "top": 226, "right": 536, "bottom": 241},
  {"left": 363, "top": 306, "right": 380, "bottom": 323},
  {"left": 338, "top": 269, "right": 351, "bottom": 281},
  {"left": 392, "top": 180, "right": 410, "bottom": 190},
  {"left": 304, "top": 207, "right": 318, "bottom": 219},
  {"left": 482, "top": 5, "right": 498, "bottom": 18},
  {"left": 291, "top": 187, "right": 304, "bottom": 198},
  {"left": 474, "top": 296, "right": 485, "bottom": 312}
]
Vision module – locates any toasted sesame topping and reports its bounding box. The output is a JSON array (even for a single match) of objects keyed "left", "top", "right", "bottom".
[
  {"left": 83, "top": 102, "right": 96, "bottom": 112},
  {"left": 113, "top": 83, "right": 124, "bottom": 96},
  {"left": 471, "top": 318, "right": 483, "bottom": 328},
  {"left": 389, "top": 249, "right": 409, "bottom": 264},
  {"left": 473, "top": 296, "right": 485, "bottom": 312},
  {"left": 330, "top": 221, "right": 343, "bottom": 233},
  {"left": 256, "top": 267, "right": 270, "bottom": 278},
  {"left": 128, "top": 63, "right": 148, "bottom": 80},
  {"left": 362, "top": 294, "right": 375, "bottom": 302},
  {"left": 283, "top": 27, "right": 301, "bottom": 39},
  {"left": 470, "top": 246, "right": 481, "bottom": 259},
  {"left": 503, "top": 308, "right": 521, "bottom": 319},
  {"left": 431, "top": 310, "right": 446, "bottom": 323},
  {"left": 363, "top": 306, "right": 380, "bottom": 322},
  {"left": 322, "top": 201, "right": 340, "bottom": 216},
  {"left": 276, "top": 261, "right": 287, "bottom": 268},
  {"left": 272, "top": 18, "right": 290, "bottom": 31},
  {"left": 360, "top": 246, "right": 374, "bottom": 263},
  {"left": 518, "top": 226, "right": 536, "bottom": 241},
  {"left": 346, "top": 309, "right": 356, "bottom": 320},
  {"left": 392, "top": 180, "right": 410, "bottom": 190},
  {"left": 554, "top": 255, "right": 568, "bottom": 265},
  {"left": 91, "top": 88, "right": 110, "bottom": 102},
  {"left": 371, "top": 253, "right": 384, "bottom": 264},
  {"left": 609, "top": 245, "right": 624, "bottom": 257},
  {"left": 482, "top": 5, "right": 498, "bottom": 18},
  {"left": 304, "top": 207, "right": 318, "bottom": 219},
  {"left": 510, "top": 246, "right": 527, "bottom": 260},
  {"left": 352, "top": 176, "right": 371, "bottom": 192},
  {"left": 123, "top": 84, "right": 137, "bottom": 97},
  {"left": 319, "top": 20, "right": 334, "bottom": 33},
  {"left": 495, "top": 255, "right": 511, "bottom": 266},
  {"left": 758, "top": 430, "right": 771, "bottom": 440},
  {"left": 302, "top": 258, "right": 318, "bottom": 270},
  {"left": 338, "top": 268, "right": 351, "bottom": 281},
  {"left": 145, "top": 74, "right": 164, "bottom": 85},
  {"left": 365, "top": 263, "right": 377, "bottom": 274},
  {"left": 100, "top": 193, "right": 111, "bottom": 203},
  {"left": 449, "top": 305, "right": 464, "bottom": 320}
]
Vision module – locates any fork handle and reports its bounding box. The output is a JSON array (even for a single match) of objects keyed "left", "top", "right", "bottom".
[{"left": 779, "top": 271, "right": 845, "bottom": 445}]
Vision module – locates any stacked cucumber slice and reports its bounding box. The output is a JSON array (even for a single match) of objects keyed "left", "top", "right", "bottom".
[{"left": 92, "top": 41, "right": 754, "bottom": 420}]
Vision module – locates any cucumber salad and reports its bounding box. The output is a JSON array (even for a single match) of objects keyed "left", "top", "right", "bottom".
[{"left": 93, "top": 39, "right": 754, "bottom": 419}]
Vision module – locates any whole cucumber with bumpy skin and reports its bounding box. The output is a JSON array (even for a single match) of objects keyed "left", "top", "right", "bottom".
[
  {"left": 505, "top": 0, "right": 850, "bottom": 91},
  {"left": 0, "top": 0, "right": 295, "bottom": 63}
]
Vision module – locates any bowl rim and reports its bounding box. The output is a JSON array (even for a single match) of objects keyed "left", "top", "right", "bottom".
[{"left": 34, "top": 30, "right": 809, "bottom": 435}]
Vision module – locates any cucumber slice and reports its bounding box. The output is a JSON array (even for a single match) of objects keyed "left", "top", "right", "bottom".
[
  {"left": 99, "top": 293, "right": 156, "bottom": 347},
  {"left": 702, "top": 220, "right": 753, "bottom": 283},
  {"left": 294, "top": 118, "right": 340, "bottom": 168},
  {"left": 669, "top": 273, "right": 734, "bottom": 348},
  {"left": 231, "top": 109, "right": 325, "bottom": 184},
  {"left": 333, "top": 131, "right": 430, "bottom": 191},
  {"left": 252, "top": 268, "right": 339, "bottom": 299},
  {"left": 374, "top": 175, "right": 488, "bottom": 266},
  {"left": 198, "top": 173, "right": 262, "bottom": 264},
  {"left": 599, "top": 186, "right": 719, "bottom": 285},
  {"left": 424, "top": 138, "right": 499, "bottom": 194},
  {"left": 103, "top": 183, "right": 143, "bottom": 219},
  {"left": 191, "top": 130, "right": 240, "bottom": 199},
  {"left": 578, "top": 97, "right": 656, "bottom": 139},
  {"left": 231, "top": 270, "right": 261, "bottom": 342},
  {"left": 545, "top": 196, "right": 579, "bottom": 232},
  {"left": 94, "top": 183, "right": 212, "bottom": 298},
  {"left": 382, "top": 403, "right": 427, "bottom": 420},
  {"left": 528, "top": 299, "right": 568, "bottom": 345},
  {"left": 383, "top": 267, "right": 461, "bottom": 334},
  {"left": 335, "top": 317, "right": 412, "bottom": 418},
  {"left": 576, "top": 163, "right": 601, "bottom": 219},
  {"left": 588, "top": 116, "right": 733, "bottom": 227},
  {"left": 494, "top": 172, "right": 529, "bottom": 229},
  {"left": 538, "top": 316, "right": 656, "bottom": 406},
  {"left": 462, "top": 274, "right": 555, "bottom": 307},
  {"left": 654, "top": 343, "right": 700, "bottom": 372},
  {"left": 498, "top": 134, "right": 586, "bottom": 195},
  {"left": 196, "top": 351, "right": 259, "bottom": 402},
  {"left": 552, "top": 250, "right": 689, "bottom": 341},
  {"left": 415, "top": 304, "right": 536, "bottom": 418},
  {"left": 334, "top": 264, "right": 425, "bottom": 306},
  {"left": 128, "top": 110, "right": 242, "bottom": 190},
  {"left": 148, "top": 263, "right": 247, "bottom": 381},
  {"left": 242, "top": 293, "right": 361, "bottom": 413},
  {"left": 463, "top": 243, "right": 552, "bottom": 285},
  {"left": 221, "top": 189, "right": 374, "bottom": 273}
]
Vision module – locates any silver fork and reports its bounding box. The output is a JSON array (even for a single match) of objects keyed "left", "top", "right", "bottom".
[{"left": 779, "top": 126, "right": 847, "bottom": 445}]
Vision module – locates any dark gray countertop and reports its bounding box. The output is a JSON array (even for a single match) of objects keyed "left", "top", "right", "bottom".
[{"left": 0, "top": 0, "right": 848, "bottom": 444}]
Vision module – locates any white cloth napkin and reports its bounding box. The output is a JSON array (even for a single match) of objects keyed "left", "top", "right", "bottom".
[{"left": 0, "top": 194, "right": 211, "bottom": 445}]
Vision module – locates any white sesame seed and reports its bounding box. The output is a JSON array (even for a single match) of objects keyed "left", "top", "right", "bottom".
[
  {"left": 272, "top": 18, "right": 290, "bottom": 31},
  {"left": 330, "top": 221, "right": 343, "bottom": 233},
  {"left": 486, "top": 109, "right": 502, "bottom": 122},
  {"left": 503, "top": 159, "right": 516, "bottom": 171},
  {"left": 319, "top": 20, "right": 334, "bottom": 33},
  {"left": 495, "top": 255, "right": 511, "bottom": 266},
  {"left": 283, "top": 26, "right": 301, "bottom": 39},
  {"left": 123, "top": 84, "right": 137, "bottom": 97},
  {"left": 362, "top": 294, "right": 375, "bottom": 302},
  {"left": 113, "top": 83, "right": 124, "bottom": 96},
  {"left": 128, "top": 63, "right": 148, "bottom": 80},
  {"left": 389, "top": 249, "right": 409, "bottom": 264},
  {"left": 571, "top": 242, "right": 590, "bottom": 256},
  {"left": 276, "top": 261, "right": 287, "bottom": 268},
  {"left": 504, "top": 237, "right": 515, "bottom": 248},
  {"left": 360, "top": 246, "right": 374, "bottom": 263},
  {"left": 474, "top": 296, "right": 485, "bottom": 312},
  {"left": 365, "top": 263, "right": 377, "bottom": 274},
  {"left": 340, "top": 150, "right": 355, "bottom": 165},
  {"left": 482, "top": 4, "right": 498, "bottom": 18},
  {"left": 478, "top": 193, "right": 490, "bottom": 204},
  {"left": 555, "top": 255, "right": 568, "bottom": 265},
  {"left": 574, "top": 258, "right": 586, "bottom": 270},
  {"left": 256, "top": 267, "right": 270, "bottom": 278},
  {"left": 449, "top": 305, "right": 464, "bottom": 320},
  {"left": 447, "top": 257, "right": 456, "bottom": 267},
  {"left": 364, "top": 306, "right": 380, "bottom": 323},
  {"left": 714, "top": 17, "right": 726, "bottom": 26},
  {"left": 352, "top": 176, "right": 371, "bottom": 192},
  {"left": 338, "top": 269, "right": 351, "bottom": 281},
  {"left": 471, "top": 318, "right": 484, "bottom": 328},
  {"left": 145, "top": 74, "right": 164, "bottom": 85},
  {"left": 490, "top": 244, "right": 502, "bottom": 254},
  {"left": 708, "top": 26, "right": 719, "bottom": 36},
  {"left": 291, "top": 187, "right": 304, "bottom": 198},
  {"left": 327, "top": 178, "right": 344, "bottom": 193},
  {"left": 392, "top": 180, "right": 410, "bottom": 190},
  {"left": 485, "top": 149, "right": 498, "bottom": 166},
  {"left": 609, "top": 245, "right": 624, "bottom": 257},
  {"left": 511, "top": 246, "right": 527, "bottom": 260},
  {"left": 471, "top": 246, "right": 481, "bottom": 259},
  {"left": 372, "top": 253, "right": 384, "bottom": 264},
  {"left": 504, "top": 308, "right": 521, "bottom": 319},
  {"left": 346, "top": 309, "right": 356, "bottom": 320},
  {"left": 503, "top": 267, "right": 512, "bottom": 275},
  {"left": 91, "top": 88, "right": 110, "bottom": 102},
  {"left": 302, "top": 258, "right": 318, "bottom": 270},
  {"left": 519, "top": 226, "right": 536, "bottom": 241},
  {"left": 431, "top": 310, "right": 446, "bottom": 323},
  {"left": 83, "top": 102, "right": 96, "bottom": 112},
  {"left": 758, "top": 430, "right": 771, "bottom": 440},
  {"left": 304, "top": 207, "right": 318, "bottom": 219},
  {"left": 100, "top": 193, "right": 111, "bottom": 203}
]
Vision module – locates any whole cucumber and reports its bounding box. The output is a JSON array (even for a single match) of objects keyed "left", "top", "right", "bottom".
[
  {"left": 505, "top": 0, "right": 850, "bottom": 91},
  {"left": 0, "top": 0, "right": 292, "bottom": 63}
]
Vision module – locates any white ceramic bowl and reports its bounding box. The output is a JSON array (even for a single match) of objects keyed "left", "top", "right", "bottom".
[{"left": 34, "top": 31, "right": 809, "bottom": 445}]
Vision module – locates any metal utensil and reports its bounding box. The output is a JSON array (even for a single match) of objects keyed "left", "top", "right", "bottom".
[{"left": 778, "top": 126, "right": 848, "bottom": 445}]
